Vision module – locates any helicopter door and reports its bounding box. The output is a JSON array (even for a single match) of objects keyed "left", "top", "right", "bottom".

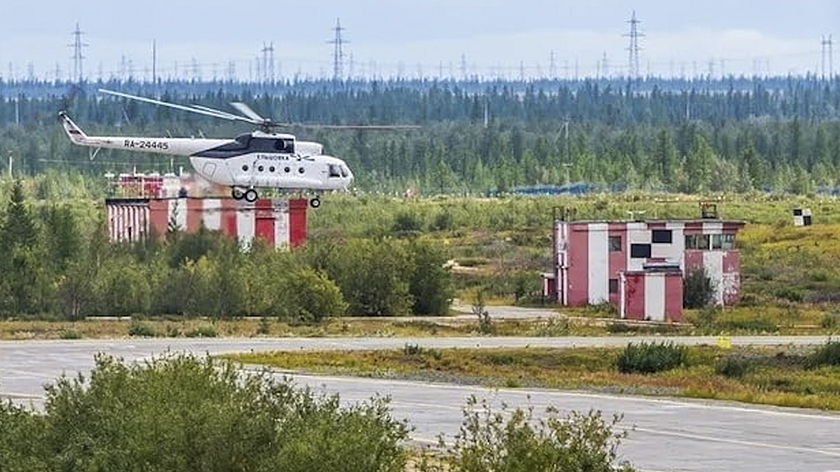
[{"left": 202, "top": 162, "right": 217, "bottom": 178}]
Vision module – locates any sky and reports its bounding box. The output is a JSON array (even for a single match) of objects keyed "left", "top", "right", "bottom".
[{"left": 0, "top": 0, "right": 838, "bottom": 81}]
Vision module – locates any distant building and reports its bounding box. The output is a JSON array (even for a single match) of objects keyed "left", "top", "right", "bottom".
[
  {"left": 545, "top": 216, "right": 745, "bottom": 322},
  {"left": 105, "top": 197, "right": 308, "bottom": 249}
]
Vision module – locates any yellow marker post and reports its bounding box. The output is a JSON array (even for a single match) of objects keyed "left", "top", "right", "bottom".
[{"left": 717, "top": 336, "right": 732, "bottom": 349}]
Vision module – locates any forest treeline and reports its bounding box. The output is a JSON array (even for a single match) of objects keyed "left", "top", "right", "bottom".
[
  {"left": 0, "top": 181, "right": 452, "bottom": 319},
  {"left": 0, "top": 77, "right": 839, "bottom": 193}
]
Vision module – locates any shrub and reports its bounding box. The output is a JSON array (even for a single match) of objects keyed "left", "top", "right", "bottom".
[
  {"left": 809, "top": 341, "right": 840, "bottom": 367},
  {"left": 820, "top": 313, "right": 839, "bottom": 330},
  {"left": 683, "top": 268, "right": 715, "bottom": 309},
  {"left": 419, "top": 396, "right": 633, "bottom": 472},
  {"left": 617, "top": 342, "right": 688, "bottom": 374},
  {"left": 775, "top": 287, "right": 805, "bottom": 303},
  {"left": 59, "top": 328, "right": 81, "bottom": 340},
  {"left": 716, "top": 318, "right": 779, "bottom": 333},
  {"left": 128, "top": 319, "right": 156, "bottom": 337},
  {"left": 392, "top": 211, "right": 423, "bottom": 234},
  {"left": 186, "top": 323, "right": 218, "bottom": 338},
  {"left": 0, "top": 354, "right": 409, "bottom": 472},
  {"left": 716, "top": 355, "right": 753, "bottom": 378}
]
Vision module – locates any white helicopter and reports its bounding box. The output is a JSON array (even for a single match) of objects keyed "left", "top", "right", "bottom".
[{"left": 59, "top": 89, "right": 409, "bottom": 207}]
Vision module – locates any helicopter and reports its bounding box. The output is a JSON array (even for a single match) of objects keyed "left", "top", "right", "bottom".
[{"left": 59, "top": 89, "right": 411, "bottom": 207}]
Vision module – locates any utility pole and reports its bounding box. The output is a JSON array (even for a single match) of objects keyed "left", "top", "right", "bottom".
[
  {"left": 69, "top": 22, "right": 88, "bottom": 83},
  {"left": 261, "top": 42, "right": 275, "bottom": 82},
  {"left": 624, "top": 11, "right": 643, "bottom": 80},
  {"left": 460, "top": 53, "right": 468, "bottom": 80},
  {"left": 7, "top": 151, "right": 13, "bottom": 179},
  {"left": 601, "top": 51, "right": 609, "bottom": 78},
  {"left": 152, "top": 40, "right": 157, "bottom": 85},
  {"left": 327, "top": 18, "right": 347, "bottom": 80},
  {"left": 822, "top": 35, "right": 834, "bottom": 78},
  {"left": 549, "top": 51, "right": 557, "bottom": 79}
]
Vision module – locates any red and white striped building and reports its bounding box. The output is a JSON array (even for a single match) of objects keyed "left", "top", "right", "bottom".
[
  {"left": 548, "top": 219, "right": 745, "bottom": 321},
  {"left": 105, "top": 197, "right": 308, "bottom": 248}
]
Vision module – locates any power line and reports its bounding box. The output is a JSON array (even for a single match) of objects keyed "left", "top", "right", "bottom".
[
  {"left": 69, "top": 22, "right": 88, "bottom": 83},
  {"left": 624, "top": 11, "right": 643, "bottom": 80},
  {"left": 822, "top": 35, "right": 833, "bottom": 78},
  {"left": 327, "top": 18, "right": 348, "bottom": 80}
]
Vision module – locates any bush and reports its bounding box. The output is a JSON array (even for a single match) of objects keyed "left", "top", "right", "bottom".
[
  {"left": 716, "top": 355, "right": 754, "bottom": 378},
  {"left": 683, "top": 268, "right": 715, "bottom": 309},
  {"left": 128, "top": 319, "right": 156, "bottom": 337},
  {"left": 59, "top": 328, "right": 81, "bottom": 340},
  {"left": 418, "top": 396, "right": 634, "bottom": 472},
  {"left": 820, "top": 313, "right": 839, "bottom": 330},
  {"left": 0, "top": 354, "right": 409, "bottom": 472},
  {"left": 617, "top": 342, "right": 688, "bottom": 374},
  {"left": 775, "top": 287, "right": 805, "bottom": 303},
  {"left": 186, "top": 323, "right": 218, "bottom": 338},
  {"left": 716, "top": 318, "right": 778, "bottom": 333},
  {"left": 809, "top": 341, "right": 840, "bottom": 367}
]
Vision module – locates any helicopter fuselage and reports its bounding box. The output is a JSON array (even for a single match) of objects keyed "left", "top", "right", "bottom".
[{"left": 59, "top": 112, "right": 354, "bottom": 193}]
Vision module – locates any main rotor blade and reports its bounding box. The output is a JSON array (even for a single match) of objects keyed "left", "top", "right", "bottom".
[
  {"left": 279, "top": 123, "right": 421, "bottom": 130},
  {"left": 192, "top": 105, "right": 250, "bottom": 121},
  {"left": 230, "top": 102, "right": 266, "bottom": 122},
  {"left": 99, "top": 89, "right": 258, "bottom": 125}
]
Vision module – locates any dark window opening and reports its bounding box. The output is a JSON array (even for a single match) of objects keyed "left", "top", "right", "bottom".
[
  {"left": 630, "top": 243, "right": 651, "bottom": 259},
  {"left": 284, "top": 167, "right": 290, "bottom": 173},
  {"left": 298, "top": 167, "right": 305, "bottom": 174},
  {"left": 258, "top": 165, "right": 264, "bottom": 172},
  {"left": 652, "top": 229, "right": 672, "bottom": 244},
  {"left": 609, "top": 236, "right": 622, "bottom": 252},
  {"left": 269, "top": 166, "right": 275, "bottom": 172},
  {"left": 328, "top": 164, "right": 341, "bottom": 178},
  {"left": 609, "top": 279, "right": 619, "bottom": 294},
  {"left": 241, "top": 164, "right": 249, "bottom": 172},
  {"left": 275, "top": 139, "right": 295, "bottom": 153}
]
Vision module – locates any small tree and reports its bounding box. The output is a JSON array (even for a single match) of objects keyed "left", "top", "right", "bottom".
[
  {"left": 473, "top": 290, "right": 493, "bottom": 334},
  {"left": 683, "top": 268, "right": 715, "bottom": 309}
]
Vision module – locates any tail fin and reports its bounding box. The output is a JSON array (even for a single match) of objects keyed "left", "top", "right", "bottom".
[{"left": 58, "top": 111, "right": 88, "bottom": 144}]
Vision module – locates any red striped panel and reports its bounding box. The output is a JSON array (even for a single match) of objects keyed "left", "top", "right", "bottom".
[
  {"left": 254, "top": 199, "right": 275, "bottom": 247},
  {"left": 608, "top": 223, "right": 627, "bottom": 305},
  {"left": 148, "top": 200, "right": 169, "bottom": 239},
  {"left": 566, "top": 223, "right": 589, "bottom": 306},
  {"left": 683, "top": 222, "right": 704, "bottom": 235},
  {"left": 288, "top": 199, "right": 308, "bottom": 248},
  {"left": 664, "top": 273, "right": 683, "bottom": 322},
  {"left": 684, "top": 250, "right": 704, "bottom": 272},
  {"left": 218, "top": 198, "right": 236, "bottom": 238},
  {"left": 623, "top": 273, "right": 645, "bottom": 320},
  {"left": 186, "top": 198, "right": 203, "bottom": 233}
]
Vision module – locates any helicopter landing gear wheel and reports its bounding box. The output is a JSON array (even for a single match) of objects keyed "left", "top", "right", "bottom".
[
  {"left": 244, "top": 189, "right": 259, "bottom": 203},
  {"left": 309, "top": 197, "right": 321, "bottom": 208},
  {"left": 231, "top": 187, "right": 245, "bottom": 200}
]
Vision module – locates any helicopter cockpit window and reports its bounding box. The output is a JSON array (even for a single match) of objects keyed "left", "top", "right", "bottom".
[
  {"left": 231, "top": 134, "right": 251, "bottom": 149},
  {"left": 328, "top": 164, "right": 341, "bottom": 178},
  {"left": 340, "top": 165, "right": 349, "bottom": 178},
  {"left": 275, "top": 139, "right": 295, "bottom": 153}
]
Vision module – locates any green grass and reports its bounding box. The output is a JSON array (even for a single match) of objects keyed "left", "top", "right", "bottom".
[{"left": 225, "top": 344, "right": 840, "bottom": 411}]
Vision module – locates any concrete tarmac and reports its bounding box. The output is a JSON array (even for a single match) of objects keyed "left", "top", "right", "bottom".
[{"left": 2, "top": 337, "right": 839, "bottom": 472}]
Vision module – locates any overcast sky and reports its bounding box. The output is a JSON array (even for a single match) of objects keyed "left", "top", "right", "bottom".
[{"left": 1, "top": 0, "right": 838, "bottom": 81}]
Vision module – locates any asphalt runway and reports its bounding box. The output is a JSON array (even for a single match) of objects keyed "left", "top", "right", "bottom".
[{"left": 2, "top": 337, "right": 840, "bottom": 472}]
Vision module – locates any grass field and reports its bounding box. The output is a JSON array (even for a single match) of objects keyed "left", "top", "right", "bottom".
[{"left": 225, "top": 343, "right": 840, "bottom": 411}]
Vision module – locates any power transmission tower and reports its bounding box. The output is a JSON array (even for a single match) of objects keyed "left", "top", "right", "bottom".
[
  {"left": 152, "top": 40, "right": 157, "bottom": 85},
  {"left": 460, "top": 54, "right": 468, "bottom": 80},
  {"left": 624, "top": 11, "right": 643, "bottom": 80},
  {"left": 600, "top": 51, "right": 609, "bottom": 78},
  {"left": 261, "top": 42, "right": 275, "bottom": 82},
  {"left": 69, "top": 22, "right": 88, "bottom": 83},
  {"left": 327, "top": 18, "right": 348, "bottom": 80},
  {"left": 549, "top": 51, "right": 557, "bottom": 78},
  {"left": 822, "top": 35, "right": 834, "bottom": 78}
]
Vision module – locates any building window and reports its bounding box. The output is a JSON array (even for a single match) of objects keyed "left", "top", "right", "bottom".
[
  {"left": 685, "top": 234, "right": 711, "bottom": 250},
  {"left": 630, "top": 243, "right": 651, "bottom": 258},
  {"left": 722, "top": 234, "right": 735, "bottom": 250},
  {"left": 711, "top": 234, "right": 736, "bottom": 250},
  {"left": 652, "top": 229, "right": 672, "bottom": 244},
  {"left": 609, "top": 236, "right": 622, "bottom": 252},
  {"left": 609, "top": 279, "right": 619, "bottom": 294}
]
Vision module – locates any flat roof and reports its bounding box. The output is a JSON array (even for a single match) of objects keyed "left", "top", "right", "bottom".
[{"left": 560, "top": 219, "right": 745, "bottom": 225}]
